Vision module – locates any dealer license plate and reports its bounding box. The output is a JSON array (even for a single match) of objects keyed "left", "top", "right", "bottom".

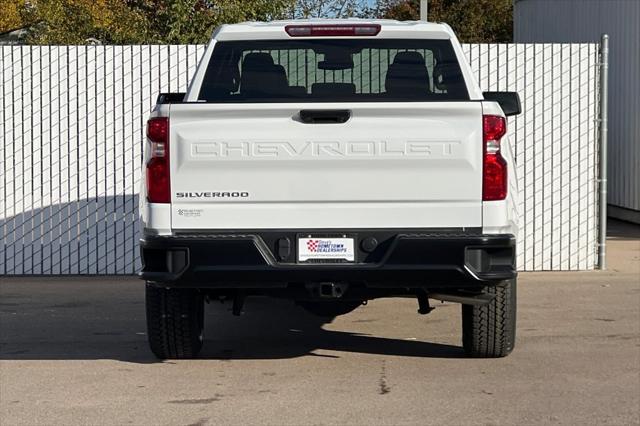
[{"left": 297, "top": 236, "right": 355, "bottom": 262}]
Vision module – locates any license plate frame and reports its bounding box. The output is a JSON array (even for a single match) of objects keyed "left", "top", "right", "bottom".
[{"left": 297, "top": 234, "right": 356, "bottom": 263}]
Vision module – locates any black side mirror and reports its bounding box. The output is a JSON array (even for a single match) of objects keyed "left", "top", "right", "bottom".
[
  {"left": 156, "top": 92, "right": 186, "bottom": 104},
  {"left": 483, "top": 92, "right": 522, "bottom": 117}
]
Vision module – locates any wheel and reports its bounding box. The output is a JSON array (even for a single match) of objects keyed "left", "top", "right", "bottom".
[
  {"left": 462, "top": 278, "right": 517, "bottom": 358},
  {"left": 145, "top": 283, "right": 204, "bottom": 359},
  {"left": 298, "top": 300, "right": 363, "bottom": 318}
]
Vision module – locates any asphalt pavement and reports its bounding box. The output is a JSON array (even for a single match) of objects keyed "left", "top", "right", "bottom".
[{"left": 1, "top": 220, "right": 639, "bottom": 425}]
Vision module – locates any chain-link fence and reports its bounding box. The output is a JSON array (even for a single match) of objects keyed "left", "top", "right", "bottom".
[{"left": 0, "top": 43, "right": 600, "bottom": 274}]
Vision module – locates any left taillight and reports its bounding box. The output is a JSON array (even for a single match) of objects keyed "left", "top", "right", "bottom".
[
  {"left": 482, "top": 115, "right": 508, "bottom": 201},
  {"left": 146, "top": 117, "right": 170, "bottom": 203}
]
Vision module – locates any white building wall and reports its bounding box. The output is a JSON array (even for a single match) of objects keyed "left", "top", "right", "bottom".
[{"left": 515, "top": 0, "right": 640, "bottom": 219}]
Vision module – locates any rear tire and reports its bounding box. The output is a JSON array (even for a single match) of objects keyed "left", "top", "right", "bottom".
[
  {"left": 462, "top": 278, "right": 516, "bottom": 358},
  {"left": 145, "top": 283, "right": 204, "bottom": 359}
]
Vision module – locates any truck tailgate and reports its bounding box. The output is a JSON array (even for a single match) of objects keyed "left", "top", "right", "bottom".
[{"left": 168, "top": 102, "right": 482, "bottom": 229}]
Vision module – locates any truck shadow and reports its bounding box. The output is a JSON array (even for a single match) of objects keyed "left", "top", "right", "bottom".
[
  {"left": 0, "top": 278, "right": 465, "bottom": 362},
  {"left": 201, "top": 298, "right": 465, "bottom": 360}
]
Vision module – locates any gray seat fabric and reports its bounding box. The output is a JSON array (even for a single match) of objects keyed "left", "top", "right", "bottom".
[
  {"left": 433, "top": 62, "right": 468, "bottom": 97},
  {"left": 385, "top": 51, "right": 430, "bottom": 96},
  {"left": 311, "top": 83, "right": 356, "bottom": 97},
  {"left": 200, "top": 61, "right": 240, "bottom": 99},
  {"left": 241, "top": 53, "right": 289, "bottom": 98}
]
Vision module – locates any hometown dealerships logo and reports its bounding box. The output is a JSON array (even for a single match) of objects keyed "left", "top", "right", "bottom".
[{"left": 306, "top": 240, "right": 347, "bottom": 254}]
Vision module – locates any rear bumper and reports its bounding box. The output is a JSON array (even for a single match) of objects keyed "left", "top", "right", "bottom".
[{"left": 139, "top": 229, "right": 516, "bottom": 288}]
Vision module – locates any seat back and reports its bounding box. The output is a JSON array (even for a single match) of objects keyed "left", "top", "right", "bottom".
[
  {"left": 241, "top": 52, "right": 289, "bottom": 98},
  {"left": 385, "top": 51, "right": 430, "bottom": 97}
]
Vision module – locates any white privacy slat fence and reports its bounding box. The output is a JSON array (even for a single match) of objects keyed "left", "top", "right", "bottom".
[{"left": 0, "top": 44, "right": 600, "bottom": 275}]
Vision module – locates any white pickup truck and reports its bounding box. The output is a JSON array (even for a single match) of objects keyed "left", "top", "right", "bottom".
[{"left": 139, "top": 19, "right": 521, "bottom": 359}]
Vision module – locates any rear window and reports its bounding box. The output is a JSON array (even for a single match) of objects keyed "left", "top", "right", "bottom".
[{"left": 199, "top": 39, "right": 469, "bottom": 103}]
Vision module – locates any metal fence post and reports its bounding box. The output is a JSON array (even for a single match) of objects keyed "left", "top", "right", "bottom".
[
  {"left": 598, "top": 34, "right": 609, "bottom": 270},
  {"left": 420, "top": 0, "right": 428, "bottom": 20}
]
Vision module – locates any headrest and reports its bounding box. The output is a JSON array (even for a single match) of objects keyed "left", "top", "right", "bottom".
[
  {"left": 242, "top": 52, "right": 275, "bottom": 70},
  {"left": 392, "top": 51, "right": 425, "bottom": 65}
]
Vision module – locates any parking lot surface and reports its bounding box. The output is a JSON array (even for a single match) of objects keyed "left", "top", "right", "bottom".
[{"left": 1, "top": 221, "right": 639, "bottom": 426}]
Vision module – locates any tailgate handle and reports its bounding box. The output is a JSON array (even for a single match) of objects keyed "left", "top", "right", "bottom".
[{"left": 299, "top": 109, "right": 351, "bottom": 124}]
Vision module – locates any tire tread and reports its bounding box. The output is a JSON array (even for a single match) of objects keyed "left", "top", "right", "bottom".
[
  {"left": 146, "top": 283, "right": 204, "bottom": 359},
  {"left": 462, "top": 278, "right": 516, "bottom": 358}
]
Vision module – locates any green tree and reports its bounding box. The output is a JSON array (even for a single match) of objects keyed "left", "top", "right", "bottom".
[
  {"left": 294, "top": 0, "right": 371, "bottom": 18},
  {"left": 20, "top": 0, "right": 297, "bottom": 44},
  {"left": 0, "top": 0, "right": 28, "bottom": 33},
  {"left": 134, "top": 0, "right": 297, "bottom": 44},
  {"left": 21, "top": 0, "right": 150, "bottom": 44},
  {"left": 377, "top": 0, "right": 513, "bottom": 43}
]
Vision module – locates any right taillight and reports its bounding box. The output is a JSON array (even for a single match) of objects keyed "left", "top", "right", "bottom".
[
  {"left": 146, "top": 117, "right": 170, "bottom": 203},
  {"left": 482, "top": 115, "right": 507, "bottom": 201}
]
